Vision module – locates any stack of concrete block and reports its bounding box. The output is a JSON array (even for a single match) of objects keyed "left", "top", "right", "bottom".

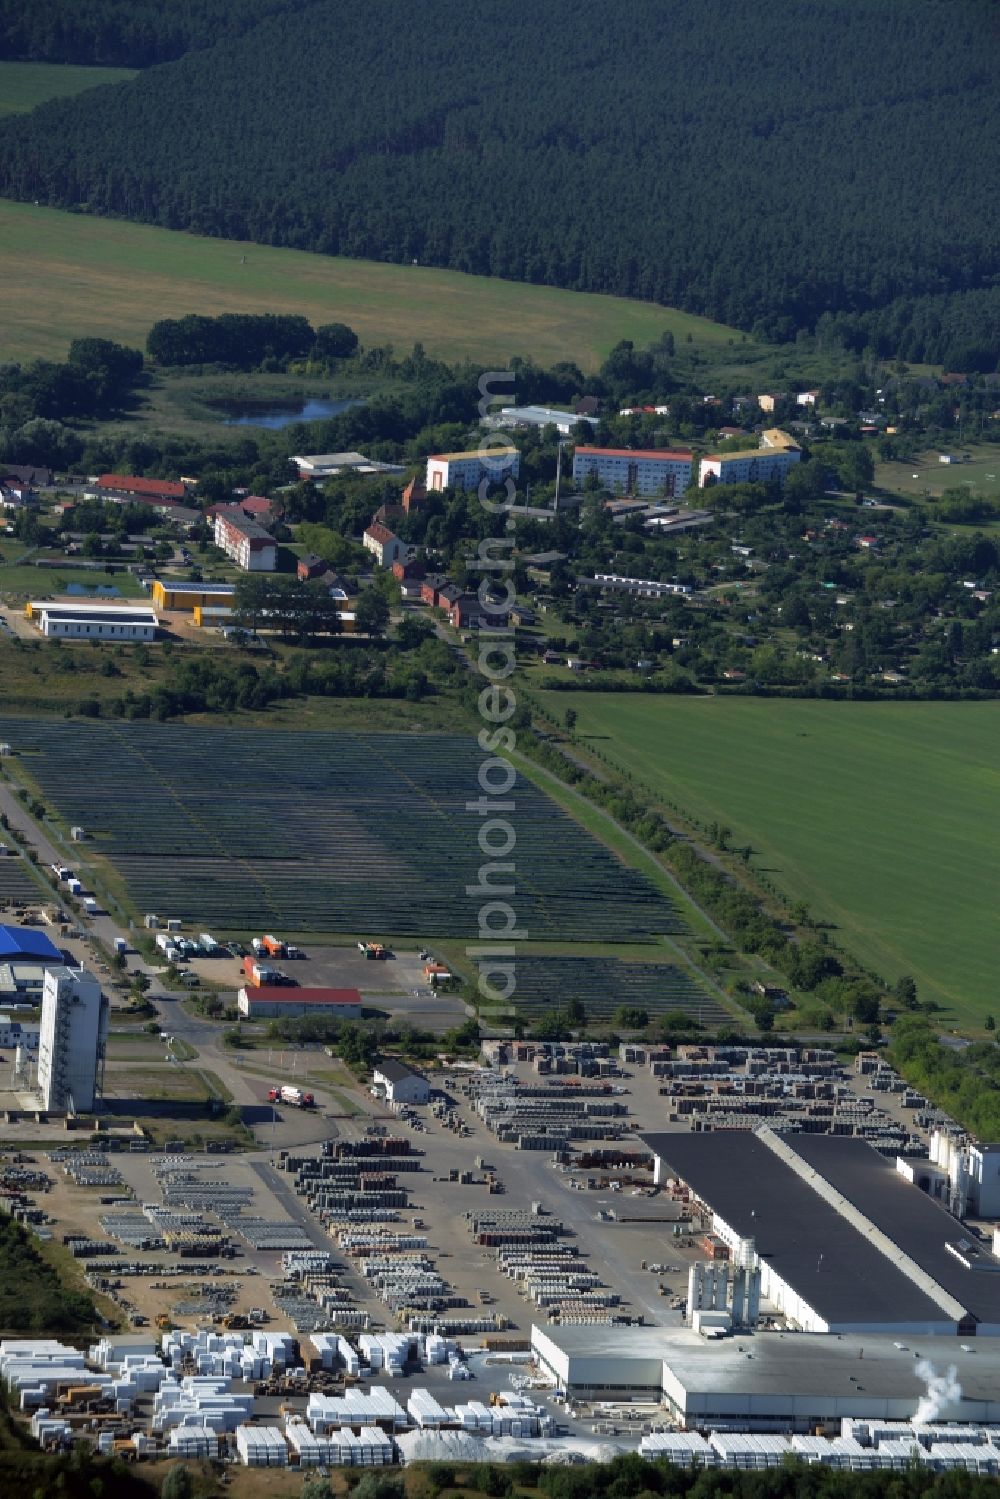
[
  {"left": 167, "top": 1425, "right": 218, "bottom": 1459},
  {"left": 153, "top": 1376, "right": 253, "bottom": 1433},
  {"left": 235, "top": 1425, "right": 288, "bottom": 1466}
]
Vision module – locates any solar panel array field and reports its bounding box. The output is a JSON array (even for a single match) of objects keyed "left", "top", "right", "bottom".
[
  {"left": 0, "top": 856, "right": 42, "bottom": 906},
  {"left": 2, "top": 719, "right": 685, "bottom": 943},
  {"left": 498, "top": 956, "right": 728, "bottom": 1025}
]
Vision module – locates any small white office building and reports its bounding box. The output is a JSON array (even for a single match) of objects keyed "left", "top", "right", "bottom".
[
  {"left": 0, "top": 1013, "right": 39, "bottom": 1051},
  {"left": 372, "top": 1059, "right": 430, "bottom": 1105},
  {"left": 27, "top": 601, "right": 159, "bottom": 641}
]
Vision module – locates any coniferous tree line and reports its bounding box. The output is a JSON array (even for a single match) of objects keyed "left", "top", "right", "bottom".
[
  {"left": 0, "top": 0, "right": 308, "bottom": 66},
  {"left": 0, "top": 0, "right": 996, "bottom": 360}
]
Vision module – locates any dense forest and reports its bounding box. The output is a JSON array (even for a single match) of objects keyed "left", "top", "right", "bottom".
[
  {"left": 0, "top": 0, "right": 997, "bottom": 361},
  {"left": 0, "top": 0, "right": 307, "bottom": 66}
]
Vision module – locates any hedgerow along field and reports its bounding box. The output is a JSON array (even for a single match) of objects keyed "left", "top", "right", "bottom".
[
  {"left": 0, "top": 198, "right": 739, "bottom": 368},
  {"left": 540, "top": 693, "right": 1000, "bottom": 1029},
  {"left": 0, "top": 62, "right": 137, "bottom": 117},
  {"left": 2, "top": 718, "right": 685, "bottom": 947}
]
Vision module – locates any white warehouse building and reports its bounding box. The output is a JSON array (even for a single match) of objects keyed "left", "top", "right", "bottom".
[
  {"left": 27, "top": 601, "right": 159, "bottom": 641},
  {"left": 37, "top": 967, "right": 108, "bottom": 1113},
  {"left": 490, "top": 406, "right": 598, "bottom": 437},
  {"left": 531, "top": 1324, "right": 1000, "bottom": 1429}
]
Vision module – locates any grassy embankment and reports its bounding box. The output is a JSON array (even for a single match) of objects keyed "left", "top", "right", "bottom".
[{"left": 539, "top": 692, "right": 1000, "bottom": 1030}]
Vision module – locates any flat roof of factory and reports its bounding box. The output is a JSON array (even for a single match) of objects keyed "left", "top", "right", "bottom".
[
  {"left": 535, "top": 1324, "right": 1000, "bottom": 1405},
  {"left": 791, "top": 1134, "right": 1000, "bottom": 1327},
  {"left": 642, "top": 1132, "right": 950, "bottom": 1328}
]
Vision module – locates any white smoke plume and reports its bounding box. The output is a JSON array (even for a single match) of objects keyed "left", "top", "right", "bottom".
[{"left": 912, "top": 1359, "right": 962, "bottom": 1425}]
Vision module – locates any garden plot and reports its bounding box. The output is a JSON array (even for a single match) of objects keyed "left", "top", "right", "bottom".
[{"left": 2, "top": 718, "right": 683, "bottom": 943}]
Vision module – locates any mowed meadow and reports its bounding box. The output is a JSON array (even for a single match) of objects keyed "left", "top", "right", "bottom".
[
  {"left": 0, "top": 61, "right": 137, "bottom": 117},
  {"left": 0, "top": 198, "right": 738, "bottom": 368},
  {"left": 541, "top": 693, "right": 1000, "bottom": 1028}
]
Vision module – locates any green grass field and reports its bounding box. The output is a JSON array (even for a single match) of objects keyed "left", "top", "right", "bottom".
[
  {"left": 0, "top": 61, "right": 137, "bottom": 117},
  {"left": 875, "top": 443, "right": 1000, "bottom": 503},
  {"left": 0, "top": 563, "right": 143, "bottom": 600},
  {"left": 0, "top": 198, "right": 740, "bottom": 368},
  {"left": 541, "top": 693, "right": 1000, "bottom": 1028}
]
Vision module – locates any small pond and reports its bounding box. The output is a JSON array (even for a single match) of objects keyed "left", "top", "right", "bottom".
[{"left": 216, "top": 396, "right": 363, "bottom": 430}]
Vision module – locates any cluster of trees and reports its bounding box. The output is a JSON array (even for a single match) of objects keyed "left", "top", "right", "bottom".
[
  {"left": 891, "top": 1014, "right": 1000, "bottom": 1139},
  {"left": 0, "top": 1215, "right": 97, "bottom": 1334},
  {"left": 399, "top": 1452, "right": 1000, "bottom": 1499},
  {"left": 74, "top": 633, "right": 461, "bottom": 722},
  {"left": 231, "top": 573, "right": 388, "bottom": 641},
  {"left": 146, "top": 312, "right": 358, "bottom": 369},
  {"left": 262, "top": 1014, "right": 481, "bottom": 1068},
  {"left": 936, "top": 490, "right": 1000, "bottom": 524},
  {"left": 0, "top": 336, "right": 143, "bottom": 464},
  {"left": 0, "top": 0, "right": 995, "bottom": 350},
  {"left": 536, "top": 475, "right": 1000, "bottom": 698}
]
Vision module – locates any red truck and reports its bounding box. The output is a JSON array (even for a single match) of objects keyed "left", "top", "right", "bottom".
[{"left": 267, "top": 1085, "right": 315, "bottom": 1109}]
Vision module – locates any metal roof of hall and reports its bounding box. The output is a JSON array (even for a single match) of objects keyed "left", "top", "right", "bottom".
[
  {"left": 538, "top": 1324, "right": 1000, "bottom": 1406},
  {"left": 790, "top": 1133, "right": 1000, "bottom": 1327},
  {"left": 0, "top": 926, "right": 62, "bottom": 961},
  {"left": 642, "top": 1132, "right": 948, "bottom": 1328}
]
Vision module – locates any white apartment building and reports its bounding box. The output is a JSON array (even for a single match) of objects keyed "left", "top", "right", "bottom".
[
  {"left": 37, "top": 967, "right": 108, "bottom": 1113},
  {"left": 572, "top": 447, "right": 694, "bottom": 498},
  {"left": 213, "top": 510, "right": 278, "bottom": 572},
  {"left": 425, "top": 447, "right": 520, "bottom": 493},
  {"left": 699, "top": 429, "right": 802, "bottom": 488}
]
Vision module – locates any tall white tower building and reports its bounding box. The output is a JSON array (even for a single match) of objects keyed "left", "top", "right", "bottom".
[{"left": 37, "top": 967, "right": 108, "bottom": 1113}]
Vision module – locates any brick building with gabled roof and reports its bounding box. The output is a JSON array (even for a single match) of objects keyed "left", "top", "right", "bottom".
[
  {"left": 401, "top": 477, "right": 428, "bottom": 513},
  {"left": 95, "top": 474, "right": 187, "bottom": 505},
  {"left": 238, "top": 985, "right": 362, "bottom": 1020}
]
